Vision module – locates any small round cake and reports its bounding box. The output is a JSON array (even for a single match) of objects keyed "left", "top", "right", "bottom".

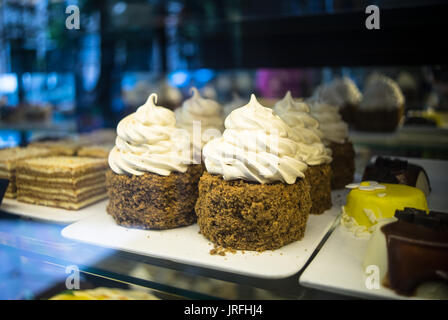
[
  {"left": 196, "top": 94, "right": 311, "bottom": 251},
  {"left": 273, "top": 91, "right": 333, "bottom": 215},
  {"left": 362, "top": 156, "right": 431, "bottom": 196},
  {"left": 341, "top": 181, "right": 428, "bottom": 236},
  {"left": 312, "top": 77, "right": 362, "bottom": 126},
  {"left": 364, "top": 208, "right": 448, "bottom": 298},
  {"left": 308, "top": 100, "right": 355, "bottom": 189},
  {"left": 175, "top": 87, "right": 224, "bottom": 149},
  {"left": 107, "top": 93, "right": 202, "bottom": 230},
  {"left": 355, "top": 74, "right": 405, "bottom": 132}
]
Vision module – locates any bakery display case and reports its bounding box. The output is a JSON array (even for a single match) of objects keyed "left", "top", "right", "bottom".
[{"left": 1, "top": 0, "right": 448, "bottom": 301}]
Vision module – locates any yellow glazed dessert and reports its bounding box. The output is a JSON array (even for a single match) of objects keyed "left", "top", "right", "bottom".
[{"left": 341, "top": 181, "right": 428, "bottom": 236}]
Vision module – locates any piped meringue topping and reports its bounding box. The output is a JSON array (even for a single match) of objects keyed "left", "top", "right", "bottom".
[
  {"left": 360, "top": 74, "right": 405, "bottom": 110},
  {"left": 308, "top": 100, "right": 349, "bottom": 145},
  {"left": 109, "top": 93, "right": 191, "bottom": 176},
  {"left": 175, "top": 87, "right": 224, "bottom": 147},
  {"left": 203, "top": 94, "right": 308, "bottom": 184},
  {"left": 273, "top": 91, "right": 332, "bottom": 165}
]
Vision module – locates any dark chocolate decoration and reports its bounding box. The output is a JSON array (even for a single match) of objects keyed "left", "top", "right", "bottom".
[
  {"left": 362, "top": 156, "right": 431, "bottom": 192},
  {"left": 381, "top": 208, "right": 448, "bottom": 296},
  {"left": 0, "top": 178, "right": 9, "bottom": 206},
  {"left": 395, "top": 207, "right": 448, "bottom": 230}
]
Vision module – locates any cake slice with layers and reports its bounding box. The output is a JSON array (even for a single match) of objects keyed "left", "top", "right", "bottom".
[
  {"left": 76, "top": 144, "right": 113, "bottom": 159},
  {"left": 0, "top": 147, "right": 53, "bottom": 198},
  {"left": 16, "top": 156, "right": 108, "bottom": 210}
]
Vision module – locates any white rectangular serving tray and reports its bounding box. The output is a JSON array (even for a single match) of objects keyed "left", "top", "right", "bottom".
[
  {"left": 61, "top": 190, "right": 347, "bottom": 279},
  {"left": 300, "top": 225, "right": 420, "bottom": 299},
  {"left": 299, "top": 157, "right": 448, "bottom": 299},
  {"left": 0, "top": 198, "right": 108, "bottom": 224}
]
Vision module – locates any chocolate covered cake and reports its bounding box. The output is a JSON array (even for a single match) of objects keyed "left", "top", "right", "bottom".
[
  {"left": 362, "top": 157, "right": 431, "bottom": 196},
  {"left": 364, "top": 208, "right": 448, "bottom": 297}
]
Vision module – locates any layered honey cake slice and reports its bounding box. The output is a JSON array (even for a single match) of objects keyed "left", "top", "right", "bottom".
[
  {"left": 28, "top": 140, "right": 81, "bottom": 156},
  {"left": 0, "top": 147, "right": 53, "bottom": 198},
  {"left": 16, "top": 156, "right": 108, "bottom": 210},
  {"left": 76, "top": 144, "right": 113, "bottom": 159}
]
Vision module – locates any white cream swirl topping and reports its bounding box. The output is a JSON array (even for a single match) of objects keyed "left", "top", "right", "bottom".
[
  {"left": 175, "top": 87, "right": 224, "bottom": 146},
  {"left": 308, "top": 100, "right": 349, "bottom": 145},
  {"left": 203, "top": 94, "right": 308, "bottom": 184},
  {"left": 360, "top": 74, "right": 405, "bottom": 110},
  {"left": 222, "top": 93, "right": 246, "bottom": 118},
  {"left": 109, "top": 93, "right": 191, "bottom": 176},
  {"left": 273, "top": 91, "right": 331, "bottom": 165},
  {"left": 313, "top": 77, "right": 362, "bottom": 107}
]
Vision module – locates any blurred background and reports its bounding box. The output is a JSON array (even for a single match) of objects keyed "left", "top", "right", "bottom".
[
  {"left": 1, "top": 0, "right": 448, "bottom": 156},
  {"left": 1, "top": 0, "right": 448, "bottom": 301}
]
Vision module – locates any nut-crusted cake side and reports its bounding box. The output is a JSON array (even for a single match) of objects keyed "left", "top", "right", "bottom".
[
  {"left": 329, "top": 141, "right": 355, "bottom": 189},
  {"left": 306, "top": 163, "right": 332, "bottom": 215},
  {"left": 195, "top": 172, "right": 312, "bottom": 251},
  {"left": 106, "top": 164, "right": 203, "bottom": 230}
]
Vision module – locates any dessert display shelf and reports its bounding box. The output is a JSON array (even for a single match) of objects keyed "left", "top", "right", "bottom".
[
  {"left": 0, "top": 199, "right": 107, "bottom": 224},
  {"left": 350, "top": 127, "right": 448, "bottom": 150},
  {"left": 0, "top": 120, "right": 77, "bottom": 133},
  {"left": 299, "top": 157, "right": 448, "bottom": 300},
  {"left": 61, "top": 190, "right": 347, "bottom": 279}
]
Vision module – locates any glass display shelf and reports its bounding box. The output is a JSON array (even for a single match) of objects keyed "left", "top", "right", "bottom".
[
  {"left": 350, "top": 127, "right": 448, "bottom": 152},
  {"left": 0, "top": 207, "right": 354, "bottom": 300}
]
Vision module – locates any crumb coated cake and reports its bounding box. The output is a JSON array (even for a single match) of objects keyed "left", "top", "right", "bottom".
[
  {"left": 329, "top": 140, "right": 355, "bottom": 189},
  {"left": 16, "top": 156, "right": 108, "bottom": 210},
  {"left": 196, "top": 172, "right": 311, "bottom": 251},
  {"left": 0, "top": 147, "right": 53, "bottom": 198},
  {"left": 106, "top": 164, "right": 203, "bottom": 229},
  {"left": 308, "top": 100, "right": 355, "bottom": 189},
  {"left": 175, "top": 87, "right": 224, "bottom": 148},
  {"left": 106, "top": 93, "right": 200, "bottom": 229},
  {"left": 273, "top": 92, "right": 333, "bottom": 215},
  {"left": 198, "top": 94, "right": 311, "bottom": 251},
  {"left": 355, "top": 74, "right": 405, "bottom": 132},
  {"left": 305, "top": 164, "right": 332, "bottom": 214}
]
